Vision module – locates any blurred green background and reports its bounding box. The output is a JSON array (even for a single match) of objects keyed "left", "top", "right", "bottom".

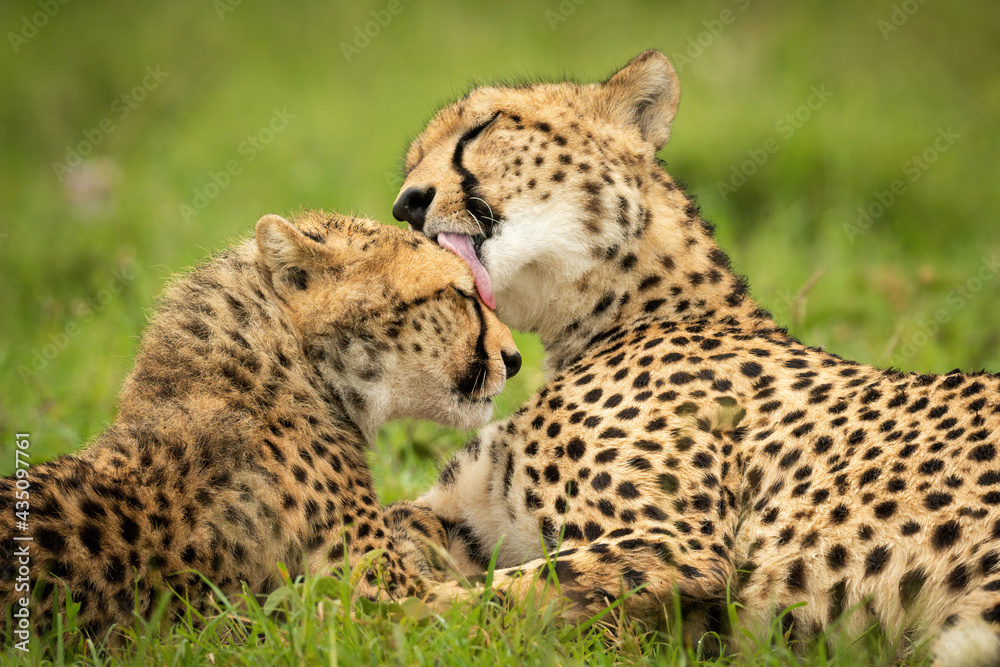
[{"left": 1, "top": 0, "right": 999, "bottom": 489}]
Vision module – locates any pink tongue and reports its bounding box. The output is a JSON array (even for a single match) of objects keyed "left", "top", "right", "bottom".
[{"left": 438, "top": 232, "right": 497, "bottom": 309}]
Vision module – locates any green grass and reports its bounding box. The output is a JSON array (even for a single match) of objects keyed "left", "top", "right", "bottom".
[
  {"left": 1, "top": 0, "right": 999, "bottom": 663},
  {"left": 2, "top": 560, "right": 916, "bottom": 666}
]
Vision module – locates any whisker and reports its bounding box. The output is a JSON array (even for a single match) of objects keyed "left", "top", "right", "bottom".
[
  {"left": 469, "top": 197, "right": 498, "bottom": 224},
  {"left": 465, "top": 209, "right": 486, "bottom": 237},
  {"left": 466, "top": 197, "right": 501, "bottom": 235},
  {"left": 476, "top": 365, "right": 488, "bottom": 397}
]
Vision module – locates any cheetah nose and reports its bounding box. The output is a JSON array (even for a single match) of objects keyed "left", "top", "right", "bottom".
[
  {"left": 392, "top": 186, "right": 436, "bottom": 232},
  {"left": 501, "top": 349, "right": 522, "bottom": 379}
]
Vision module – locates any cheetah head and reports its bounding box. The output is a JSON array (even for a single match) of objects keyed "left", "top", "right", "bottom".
[
  {"left": 393, "top": 50, "right": 680, "bottom": 333},
  {"left": 255, "top": 212, "right": 521, "bottom": 438}
]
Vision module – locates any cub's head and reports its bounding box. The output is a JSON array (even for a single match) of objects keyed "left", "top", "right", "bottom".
[
  {"left": 255, "top": 211, "right": 520, "bottom": 437},
  {"left": 392, "top": 50, "right": 681, "bottom": 332}
]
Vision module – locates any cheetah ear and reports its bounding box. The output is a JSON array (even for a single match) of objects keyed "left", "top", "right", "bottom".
[
  {"left": 599, "top": 50, "right": 680, "bottom": 150},
  {"left": 255, "top": 214, "right": 316, "bottom": 275}
]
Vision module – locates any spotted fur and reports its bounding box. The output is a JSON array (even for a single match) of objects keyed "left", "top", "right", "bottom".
[
  {"left": 392, "top": 50, "right": 1000, "bottom": 664},
  {"left": 0, "top": 211, "right": 518, "bottom": 639}
]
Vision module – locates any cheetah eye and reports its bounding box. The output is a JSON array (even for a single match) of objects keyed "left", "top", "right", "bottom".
[{"left": 459, "top": 112, "right": 501, "bottom": 145}]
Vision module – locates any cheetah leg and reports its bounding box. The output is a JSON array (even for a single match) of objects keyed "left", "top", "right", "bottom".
[
  {"left": 384, "top": 501, "right": 456, "bottom": 580},
  {"left": 422, "top": 537, "right": 732, "bottom": 634},
  {"left": 300, "top": 502, "right": 451, "bottom": 602}
]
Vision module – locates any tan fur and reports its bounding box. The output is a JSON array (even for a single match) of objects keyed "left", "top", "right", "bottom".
[
  {"left": 392, "top": 51, "right": 1000, "bottom": 664},
  {"left": 0, "top": 210, "right": 518, "bottom": 640}
]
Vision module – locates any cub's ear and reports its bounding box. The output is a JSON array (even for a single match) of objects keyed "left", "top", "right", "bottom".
[
  {"left": 599, "top": 50, "right": 680, "bottom": 150},
  {"left": 255, "top": 214, "right": 317, "bottom": 281}
]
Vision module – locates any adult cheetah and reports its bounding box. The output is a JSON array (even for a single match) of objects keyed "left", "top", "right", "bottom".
[
  {"left": 0, "top": 210, "right": 520, "bottom": 641},
  {"left": 391, "top": 50, "right": 1000, "bottom": 664}
]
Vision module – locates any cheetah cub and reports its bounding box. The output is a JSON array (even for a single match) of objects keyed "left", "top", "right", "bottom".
[{"left": 0, "top": 210, "right": 520, "bottom": 640}]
